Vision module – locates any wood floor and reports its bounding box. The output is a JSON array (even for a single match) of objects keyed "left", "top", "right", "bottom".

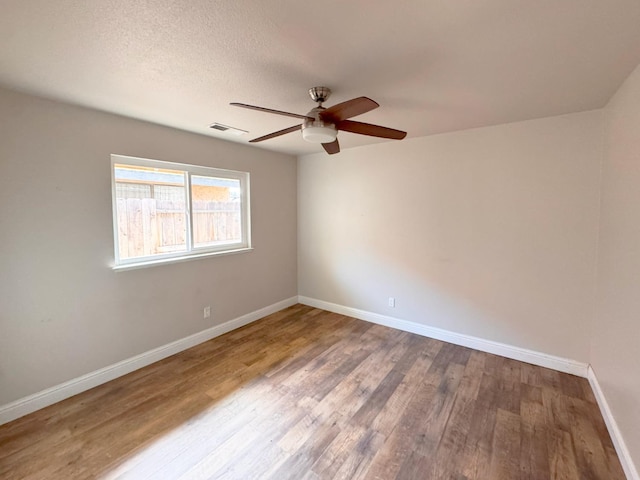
[{"left": 0, "top": 305, "right": 625, "bottom": 479}]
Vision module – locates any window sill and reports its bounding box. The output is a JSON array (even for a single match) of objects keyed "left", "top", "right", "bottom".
[{"left": 112, "top": 247, "right": 253, "bottom": 272}]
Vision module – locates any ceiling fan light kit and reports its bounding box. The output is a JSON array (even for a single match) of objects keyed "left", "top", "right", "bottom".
[
  {"left": 231, "top": 86, "right": 407, "bottom": 154},
  {"left": 301, "top": 122, "right": 337, "bottom": 143}
]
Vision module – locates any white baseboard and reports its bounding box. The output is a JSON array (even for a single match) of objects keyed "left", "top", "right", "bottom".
[
  {"left": 297, "top": 296, "right": 589, "bottom": 378},
  {"left": 588, "top": 366, "right": 639, "bottom": 480},
  {"left": 0, "top": 296, "right": 298, "bottom": 426}
]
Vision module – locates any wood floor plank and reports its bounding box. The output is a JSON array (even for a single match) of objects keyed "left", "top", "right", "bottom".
[
  {"left": 541, "top": 385, "right": 573, "bottom": 433},
  {"left": 459, "top": 372, "right": 500, "bottom": 480},
  {"left": 519, "top": 384, "right": 550, "bottom": 480},
  {"left": 428, "top": 350, "right": 485, "bottom": 478},
  {"left": 0, "top": 305, "right": 626, "bottom": 480},
  {"left": 364, "top": 427, "right": 412, "bottom": 480},
  {"left": 175, "top": 386, "right": 306, "bottom": 479},
  {"left": 332, "top": 429, "right": 385, "bottom": 480},
  {"left": 412, "top": 361, "right": 465, "bottom": 457},
  {"left": 350, "top": 369, "right": 405, "bottom": 429},
  {"left": 369, "top": 343, "right": 440, "bottom": 437},
  {"left": 548, "top": 428, "right": 581, "bottom": 479},
  {"left": 567, "top": 396, "right": 620, "bottom": 480},
  {"left": 496, "top": 358, "right": 522, "bottom": 414},
  {"left": 488, "top": 408, "right": 521, "bottom": 479},
  {"left": 263, "top": 419, "right": 341, "bottom": 480}
]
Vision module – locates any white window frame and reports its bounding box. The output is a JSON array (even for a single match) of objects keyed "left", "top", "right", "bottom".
[{"left": 111, "top": 154, "right": 251, "bottom": 270}]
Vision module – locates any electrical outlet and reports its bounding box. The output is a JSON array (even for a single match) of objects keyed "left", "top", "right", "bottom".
[
  {"left": 203, "top": 306, "right": 211, "bottom": 318},
  {"left": 388, "top": 297, "right": 395, "bottom": 308}
]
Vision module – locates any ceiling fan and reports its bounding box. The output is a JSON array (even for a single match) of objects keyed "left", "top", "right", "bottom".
[{"left": 231, "top": 87, "right": 407, "bottom": 154}]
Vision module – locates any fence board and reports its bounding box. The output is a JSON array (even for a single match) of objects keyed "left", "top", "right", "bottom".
[
  {"left": 127, "top": 199, "right": 143, "bottom": 258},
  {"left": 116, "top": 199, "right": 129, "bottom": 259}
]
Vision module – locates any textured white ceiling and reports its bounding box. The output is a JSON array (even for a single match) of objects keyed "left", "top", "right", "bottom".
[{"left": 1, "top": 0, "right": 639, "bottom": 156}]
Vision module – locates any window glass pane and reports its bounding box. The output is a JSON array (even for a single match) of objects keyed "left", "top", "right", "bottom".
[
  {"left": 191, "top": 175, "right": 242, "bottom": 248},
  {"left": 114, "top": 164, "right": 187, "bottom": 259}
]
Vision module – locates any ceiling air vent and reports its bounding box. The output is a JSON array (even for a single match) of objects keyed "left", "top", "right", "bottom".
[{"left": 208, "top": 123, "right": 248, "bottom": 136}]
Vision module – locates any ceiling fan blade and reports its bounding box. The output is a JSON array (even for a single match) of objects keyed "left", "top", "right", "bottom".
[
  {"left": 249, "top": 124, "right": 301, "bottom": 143},
  {"left": 320, "top": 97, "right": 379, "bottom": 122},
  {"left": 337, "top": 120, "right": 407, "bottom": 140},
  {"left": 322, "top": 139, "right": 340, "bottom": 155},
  {"left": 231, "top": 102, "right": 313, "bottom": 120}
]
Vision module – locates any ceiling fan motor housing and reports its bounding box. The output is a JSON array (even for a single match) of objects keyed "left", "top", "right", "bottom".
[{"left": 302, "top": 106, "right": 337, "bottom": 143}]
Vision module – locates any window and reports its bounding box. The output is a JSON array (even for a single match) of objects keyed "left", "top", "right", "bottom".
[{"left": 111, "top": 155, "right": 250, "bottom": 268}]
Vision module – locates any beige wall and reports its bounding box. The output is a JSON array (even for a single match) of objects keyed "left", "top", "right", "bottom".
[
  {"left": 298, "top": 110, "right": 603, "bottom": 362},
  {"left": 0, "top": 87, "right": 297, "bottom": 405},
  {"left": 594, "top": 62, "right": 640, "bottom": 469}
]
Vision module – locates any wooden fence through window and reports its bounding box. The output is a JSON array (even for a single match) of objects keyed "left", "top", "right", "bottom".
[{"left": 116, "top": 198, "right": 241, "bottom": 259}]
